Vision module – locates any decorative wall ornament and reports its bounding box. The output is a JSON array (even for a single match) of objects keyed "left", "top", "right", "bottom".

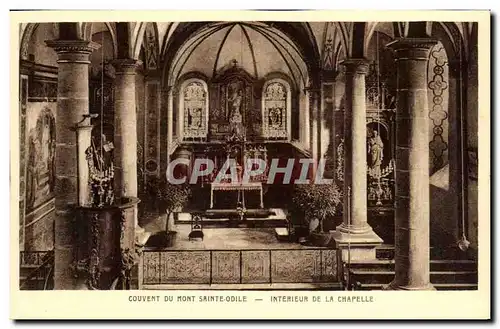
[
  {"left": 262, "top": 79, "right": 291, "bottom": 140},
  {"left": 322, "top": 22, "right": 335, "bottom": 70},
  {"left": 145, "top": 81, "right": 160, "bottom": 175},
  {"left": 323, "top": 37, "right": 334, "bottom": 70},
  {"left": 336, "top": 138, "right": 344, "bottom": 182},
  {"left": 180, "top": 79, "right": 208, "bottom": 139},
  {"left": 88, "top": 213, "right": 101, "bottom": 290},
  {"left": 19, "top": 76, "right": 28, "bottom": 249},
  {"left": 428, "top": 44, "right": 449, "bottom": 172},
  {"left": 145, "top": 25, "right": 158, "bottom": 70}
]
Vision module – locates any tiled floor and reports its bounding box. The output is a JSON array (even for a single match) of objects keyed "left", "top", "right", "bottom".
[{"left": 141, "top": 211, "right": 307, "bottom": 250}]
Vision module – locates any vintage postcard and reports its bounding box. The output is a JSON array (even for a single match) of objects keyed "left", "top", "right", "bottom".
[{"left": 10, "top": 10, "right": 490, "bottom": 320}]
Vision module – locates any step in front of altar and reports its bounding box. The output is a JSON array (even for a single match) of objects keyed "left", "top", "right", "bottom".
[{"left": 175, "top": 208, "right": 288, "bottom": 227}]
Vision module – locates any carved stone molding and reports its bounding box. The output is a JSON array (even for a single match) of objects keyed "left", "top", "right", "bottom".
[
  {"left": 45, "top": 39, "right": 100, "bottom": 64},
  {"left": 386, "top": 38, "right": 438, "bottom": 60},
  {"left": 340, "top": 58, "right": 370, "bottom": 75},
  {"left": 112, "top": 59, "right": 143, "bottom": 75}
]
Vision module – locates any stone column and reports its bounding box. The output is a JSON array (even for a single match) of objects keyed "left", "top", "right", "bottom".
[
  {"left": 448, "top": 59, "right": 467, "bottom": 247},
  {"left": 385, "top": 38, "right": 437, "bottom": 290},
  {"left": 113, "top": 59, "right": 141, "bottom": 198},
  {"left": 112, "top": 59, "right": 150, "bottom": 245},
  {"left": 75, "top": 117, "right": 93, "bottom": 206},
  {"left": 306, "top": 87, "right": 320, "bottom": 175},
  {"left": 299, "top": 90, "right": 310, "bottom": 150},
  {"left": 167, "top": 86, "right": 174, "bottom": 162},
  {"left": 333, "top": 58, "right": 382, "bottom": 261},
  {"left": 46, "top": 39, "right": 100, "bottom": 289}
]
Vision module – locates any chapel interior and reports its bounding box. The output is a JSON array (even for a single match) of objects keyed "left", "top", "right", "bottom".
[{"left": 18, "top": 21, "right": 479, "bottom": 291}]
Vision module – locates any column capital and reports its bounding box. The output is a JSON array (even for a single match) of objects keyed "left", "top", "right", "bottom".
[
  {"left": 340, "top": 58, "right": 370, "bottom": 75},
  {"left": 73, "top": 113, "right": 98, "bottom": 131},
  {"left": 112, "top": 58, "right": 143, "bottom": 74},
  {"left": 45, "top": 39, "right": 100, "bottom": 64},
  {"left": 386, "top": 38, "right": 438, "bottom": 61}
]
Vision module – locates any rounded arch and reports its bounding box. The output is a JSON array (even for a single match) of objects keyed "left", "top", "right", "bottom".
[
  {"left": 335, "top": 22, "right": 350, "bottom": 58},
  {"left": 262, "top": 71, "right": 296, "bottom": 93},
  {"left": 333, "top": 42, "right": 346, "bottom": 72},
  {"left": 364, "top": 22, "right": 395, "bottom": 56},
  {"left": 177, "top": 77, "right": 210, "bottom": 140},
  {"left": 20, "top": 23, "right": 58, "bottom": 60},
  {"left": 349, "top": 22, "right": 366, "bottom": 58},
  {"left": 81, "top": 22, "right": 118, "bottom": 58},
  {"left": 160, "top": 22, "right": 179, "bottom": 60},
  {"left": 20, "top": 23, "right": 59, "bottom": 65},
  {"left": 20, "top": 23, "right": 38, "bottom": 60},
  {"left": 161, "top": 22, "right": 320, "bottom": 88}
]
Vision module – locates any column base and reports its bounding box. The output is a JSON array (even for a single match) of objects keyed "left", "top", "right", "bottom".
[
  {"left": 332, "top": 224, "right": 383, "bottom": 262},
  {"left": 383, "top": 281, "right": 436, "bottom": 291}
]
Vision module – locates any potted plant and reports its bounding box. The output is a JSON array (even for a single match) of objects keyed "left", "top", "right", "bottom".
[
  {"left": 291, "top": 183, "right": 342, "bottom": 247},
  {"left": 156, "top": 180, "right": 191, "bottom": 247}
]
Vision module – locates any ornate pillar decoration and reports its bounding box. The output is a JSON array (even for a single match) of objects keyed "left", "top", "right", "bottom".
[
  {"left": 45, "top": 39, "right": 100, "bottom": 289},
  {"left": 385, "top": 37, "right": 438, "bottom": 290},
  {"left": 333, "top": 58, "right": 382, "bottom": 261},
  {"left": 19, "top": 73, "right": 29, "bottom": 250}
]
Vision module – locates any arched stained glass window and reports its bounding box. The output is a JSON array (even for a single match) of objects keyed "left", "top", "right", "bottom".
[
  {"left": 262, "top": 79, "right": 291, "bottom": 140},
  {"left": 180, "top": 79, "right": 208, "bottom": 139}
]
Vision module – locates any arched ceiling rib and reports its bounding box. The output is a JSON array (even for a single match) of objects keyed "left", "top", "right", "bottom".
[
  {"left": 81, "top": 22, "right": 118, "bottom": 58},
  {"left": 168, "top": 22, "right": 308, "bottom": 89},
  {"left": 246, "top": 23, "right": 306, "bottom": 84}
]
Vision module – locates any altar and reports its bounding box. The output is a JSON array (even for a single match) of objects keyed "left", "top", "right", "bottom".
[
  {"left": 164, "top": 61, "right": 305, "bottom": 213},
  {"left": 210, "top": 181, "right": 264, "bottom": 209}
]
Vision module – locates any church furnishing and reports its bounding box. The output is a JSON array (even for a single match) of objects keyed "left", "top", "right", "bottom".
[{"left": 142, "top": 248, "right": 338, "bottom": 286}]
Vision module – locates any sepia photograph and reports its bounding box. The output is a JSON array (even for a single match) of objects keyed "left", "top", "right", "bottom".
[{"left": 10, "top": 9, "right": 490, "bottom": 320}]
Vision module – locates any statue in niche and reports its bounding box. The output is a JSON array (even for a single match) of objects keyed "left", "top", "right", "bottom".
[
  {"left": 227, "top": 82, "right": 243, "bottom": 124},
  {"left": 367, "top": 129, "right": 384, "bottom": 179}
]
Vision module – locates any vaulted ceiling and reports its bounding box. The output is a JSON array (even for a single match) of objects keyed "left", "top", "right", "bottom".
[
  {"left": 19, "top": 21, "right": 476, "bottom": 83},
  {"left": 168, "top": 22, "right": 308, "bottom": 89}
]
